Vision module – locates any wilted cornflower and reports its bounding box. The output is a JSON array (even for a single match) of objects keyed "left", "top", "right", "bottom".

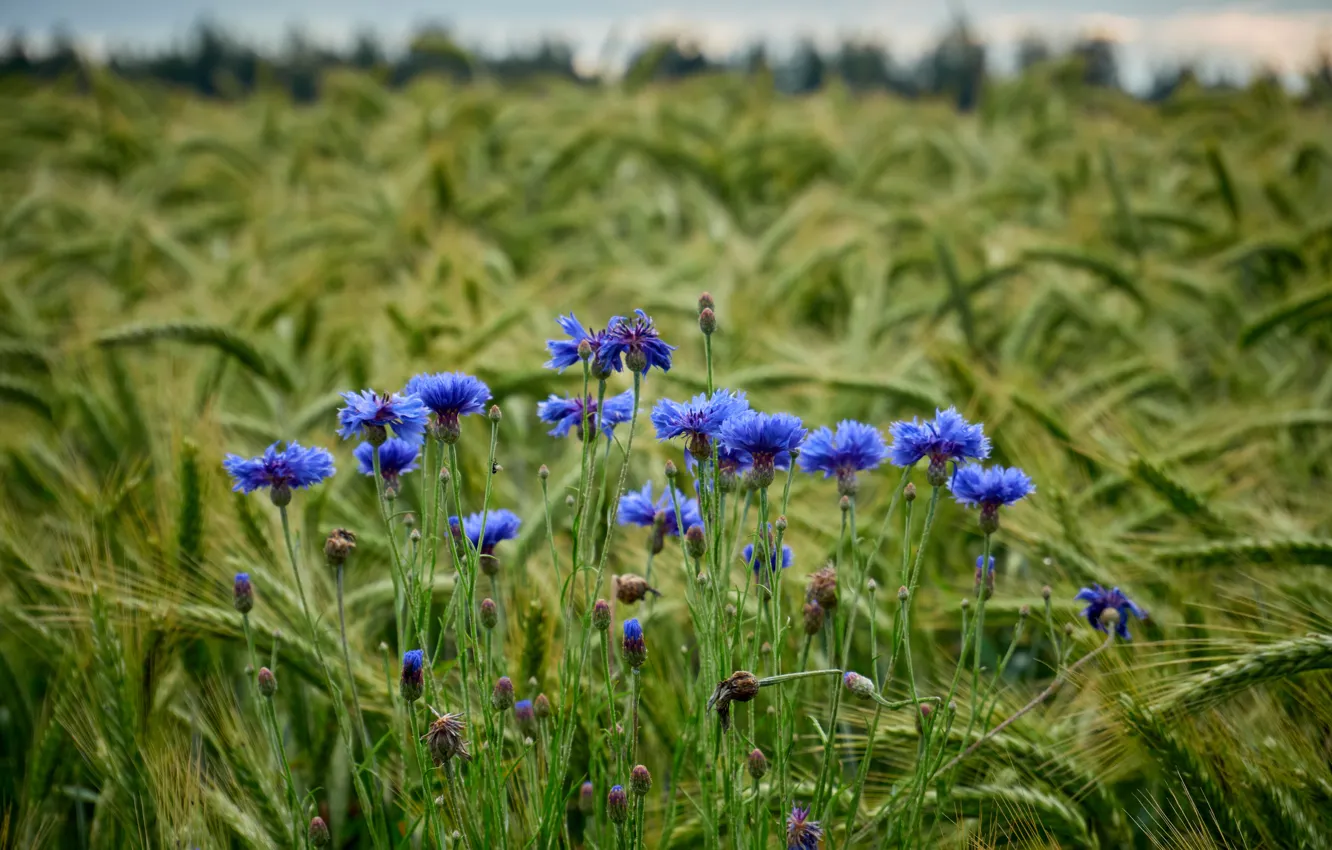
[
  {"left": 949, "top": 465, "right": 1036, "bottom": 533},
  {"left": 707, "top": 670, "right": 760, "bottom": 731},
  {"left": 233, "top": 573, "right": 253, "bottom": 614},
  {"left": 787, "top": 805, "right": 822, "bottom": 850},
  {"left": 807, "top": 564, "right": 838, "bottom": 610},
  {"left": 537, "top": 390, "right": 635, "bottom": 440},
  {"left": 614, "top": 574, "right": 661, "bottom": 605},
  {"left": 718, "top": 411, "right": 807, "bottom": 489},
  {"left": 354, "top": 438, "right": 419, "bottom": 496},
  {"left": 651, "top": 389, "right": 749, "bottom": 459},
  {"left": 599, "top": 309, "right": 675, "bottom": 375},
  {"left": 798, "top": 420, "right": 889, "bottom": 497},
  {"left": 743, "top": 526, "right": 794, "bottom": 580},
  {"left": 1075, "top": 584, "right": 1146, "bottom": 640},
  {"left": 888, "top": 407, "right": 991, "bottom": 486},
  {"left": 404, "top": 372, "right": 491, "bottom": 443},
  {"left": 337, "top": 390, "right": 429, "bottom": 445},
  {"left": 545, "top": 313, "right": 618, "bottom": 377},
  {"left": 423, "top": 712, "right": 471, "bottom": 765},
  {"left": 455, "top": 509, "right": 522, "bottom": 575},
  {"left": 618, "top": 482, "right": 702, "bottom": 539},
  {"left": 622, "top": 618, "right": 647, "bottom": 669},
  {"left": 223, "top": 441, "right": 336, "bottom": 506},
  {"left": 400, "top": 649, "right": 424, "bottom": 703}
]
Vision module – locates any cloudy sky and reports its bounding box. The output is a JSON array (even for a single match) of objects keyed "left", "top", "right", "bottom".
[{"left": 3, "top": 0, "right": 1329, "bottom": 88}]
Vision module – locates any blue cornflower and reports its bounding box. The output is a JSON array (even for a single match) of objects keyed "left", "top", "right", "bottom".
[
  {"left": 1075, "top": 584, "right": 1146, "bottom": 640},
  {"left": 718, "top": 410, "right": 807, "bottom": 488},
  {"left": 975, "top": 554, "right": 996, "bottom": 598},
  {"left": 456, "top": 509, "right": 522, "bottom": 553},
  {"left": 599, "top": 309, "right": 676, "bottom": 375},
  {"left": 743, "top": 525, "right": 794, "bottom": 580},
  {"left": 337, "top": 390, "right": 429, "bottom": 445},
  {"left": 224, "top": 441, "right": 336, "bottom": 505},
  {"left": 949, "top": 464, "right": 1035, "bottom": 533},
  {"left": 400, "top": 649, "right": 424, "bottom": 702},
  {"left": 537, "top": 390, "right": 636, "bottom": 440},
  {"left": 652, "top": 389, "right": 748, "bottom": 459},
  {"left": 798, "top": 420, "right": 889, "bottom": 496},
  {"left": 354, "top": 438, "right": 420, "bottom": 493},
  {"left": 622, "top": 618, "right": 647, "bottom": 669},
  {"left": 786, "top": 805, "right": 822, "bottom": 850},
  {"left": 618, "top": 482, "right": 703, "bottom": 536},
  {"left": 545, "top": 313, "right": 619, "bottom": 377},
  {"left": 888, "top": 407, "right": 991, "bottom": 486},
  {"left": 404, "top": 372, "right": 491, "bottom": 443}
]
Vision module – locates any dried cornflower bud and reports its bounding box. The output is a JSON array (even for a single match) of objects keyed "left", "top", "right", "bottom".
[
  {"left": 233, "top": 572, "right": 254, "bottom": 614},
  {"left": 538, "top": 464, "right": 549, "bottom": 480},
  {"left": 324, "top": 528, "right": 357, "bottom": 567},
  {"left": 579, "top": 781, "right": 595, "bottom": 814},
  {"left": 747, "top": 748, "right": 768, "bottom": 779},
  {"left": 308, "top": 816, "right": 331, "bottom": 848},
  {"left": 534, "top": 693, "right": 551, "bottom": 720},
  {"left": 904, "top": 482, "right": 917, "bottom": 502},
  {"left": 699, "top": 307, "right": 717, "bottom": 336},
  {"left": 615, "top": 574, "right": 660, "bottom": 605},
  {"left": 808, "top": 564, "right": 838, "bottom": 609},
  {"left": 708, "top": 670, "right": 760, "bottom": 731},
  {"left": 480, "top": 598, "right": 498, "bottom": 630},
  {"left": 607, "top": 786, "right": 629, "bottom": 824},
  {"left": 423, "top": 712, "right": 471, "bottom": 765},
  {"left": 257, "top": 667, "right": 277, "bottom": 698},
  {"left": 803, "top": 600, "right": 825, "bottom": 635},
  {"left": 492, "top": 676, "right": 515, "bottom": 711},
  {"left": 592, "top": 599, "right": 612, "bottom": 631},
  {"left": 843, "top": 672, "right": 874, "bottom": 700},
  {"left": 629, "top": 764, "right": 652, "bottom": 797},
  {"left": 684, "top": 524, "right": 707, "bottom": 559},
  {"left": 400, "top": 649, "right": 424, "bottom": 703}
]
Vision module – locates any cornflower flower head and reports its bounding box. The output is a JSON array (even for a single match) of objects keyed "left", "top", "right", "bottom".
[
  {"left": 403, "top": 372, "right": 491, "bottom": 443},
  {"left": 607, "top": 786, "right": 629, "bottom": 824},
  {"left": 888, "top": 407, "right": 991, "bottom": 486},
  {"left": 224, "top": 441, "right": 335, "bottom": 506},
  {"left": 786, "top": 805, "right": 822, "bottom": 850},
  {"left": 545, "top": 313, "right": 618, "bottom": 377},
  {"left": 622, "top": 618, "right": 647, "bottom": 669},
  {"left": 233, "top": 572, "right": 253, "bottom": 614},
  {"left": 455, "top": 510, "right": 522, "bottom": 575},
  {"left": 718, "top": 410, "right": 807, "bottom": 489},
  {"left": 400, "top": 649, "right": 424, "bottom": 703},
  {"left": 423, "top": 712, "right": 470, "bottom": 765},
  {"left": 798, "top": 420, "right": 889, "bottom": 496},
  {"left": 618, "top": 482, "right": 702, "bottom": 539},
  {"left": 337, "top": 390, "right": 428, "bottom": 446},
  {"left": 599, "top": 309, "right": 675, "bottom": 375},
  {"left": 537, "top": 390, "right": 635, "bottom": 440},
  {"left": 652, "top": 389, "right": 748, "bottom": 459},
  {"left": 949, "top": 465, "right": 1036, "bottom": 533},
  {"left": 743, "top": 525, "right": 794, "bottom": 583},
  {"left": 354, "top": 437, "right": 419, "bottom": 496},
  {"left": 1075, "top": 584, "right": 1146, "bottom": 640}
]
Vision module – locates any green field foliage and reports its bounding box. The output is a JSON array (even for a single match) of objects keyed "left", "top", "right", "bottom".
[{"left": 1, "top": 67, "right": 1331, "bottom": 849}]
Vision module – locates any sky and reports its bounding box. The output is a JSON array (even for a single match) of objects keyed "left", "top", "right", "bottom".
[{"left": 1, "top": 0, "right": 1329, "bottom": 89}]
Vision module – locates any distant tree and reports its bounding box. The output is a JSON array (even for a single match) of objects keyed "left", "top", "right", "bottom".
[
  {"left": 1017, "top": 33, "right": 1051, "bottom": 71},
  {"left": 351, "top": 29, "right": 385, "bottom": 69},
  {"left": 784, "top": 39, "right": 826, "bottom": 94},
  {"left": 0, "top": 30, "right": 33, "bottom": 76},
  {"left": 1072, "top": 35, "right": 1119, "bottom": 88},
  {"left": 919, "top": 17, "right": 985, "bottom": 110},
  {"left": 833, "top": 39, "right": 890, "bottom": 92}
]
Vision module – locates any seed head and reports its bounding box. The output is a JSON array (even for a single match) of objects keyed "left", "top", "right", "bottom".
[
  {"left": 685, "top": 524, "right": 707, "bottom": 559},
  {"left": 961, "top": 597, "right": 970, "bottom": 611},
  {"left": 480, "top": 598, "right": 498, "bottom": 630},
  {"left": 747, "top": 748, "right": 768, "bottom": 779},
  {"left": 630, "top": 764, "right": 652, "bottom": 796},
  {"left": 616, "top": 574, "right": 659, "bottom": 605},
  {"left": 807, "top": 564, "right": 838, "bottom": 609},
  {"left": 492, "top": 676, "right": 515, "bottom": 711},
  {"left": 308, "top": 816, "right": 331, "bottom": 848},
  {"left": 324, "top": 528, "right": 357, "bottom": 567},
  {"left": 1099, "top": 607, "right": 1121, "bottom": 629},
  {"left": 423, "top": 712, "right": 471, "bottom": 765},
  {"left": 534, "top": 693, "right": 551, "bottom": 719},
  {"left": 707, "top": 670, "right": 760, "bottom": 731},
  {"left": 699, "top": 307, "right": 716, "bottom": 336},
  {"left": 592, "top": 599, "right": 612, "bottom": 631},
  {"left": 607, "top": 786, "right": 629, "bottom": 824},
  {"left": 257, "top": 667, "right": 277, "bottom": 698},
  {"left": 233, "top": 572, "right": 254, "bottom": 614}
]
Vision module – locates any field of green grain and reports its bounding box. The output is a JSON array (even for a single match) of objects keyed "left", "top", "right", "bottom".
[{"left": 1, "top": 67, "right": 1331, "bottom": 849}]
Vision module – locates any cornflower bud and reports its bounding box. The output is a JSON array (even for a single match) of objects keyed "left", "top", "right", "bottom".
[
  {"left": 534, "top": 693, "right": 551, "bottom": 719},
  {"left": 515, "top": 700, "right": 536, "bottom": 734},
  {"left": 578, "top": 339, "right": 593, "bottom": 361},
  {"left": 538, "top": 464, "right": 550, "bottom": 480},
  {"left": 324, "top": 528, "right": 357, "bottom": 567},
  {"left": 622, "top": 619, "right": 647, "bottom": 670},
  {"left": 579, "top": 781, "right": 595, "bottom": 814},
  {"left": 488, "top": 405, "right": 502, "bottom": 423},
  {"left": 257, "top": 667, "right": 277, "bottom": 698},
  {"left": 492, "top": 676, "right": 515, "bottom": 711},
  {"left": 747, "top": 748, "right": 768, "bottom": 779},
  {"left": 843, "top": 671, "right": 875, "bottom": 699},
  {"left": 309, "top": 816, "right": 331, "bottom": 848},
  {"left": 233, "top": 572, "right": 254, "bottom": 614},
  {"left": 592, "top": 599, "right": 612, "bottom": 631},
  {"left": 897, "top": 585, "right": 909, "bottom": 602},
  {"left": 803, "top": 600, "right": 824, "bottom": 635},
  {"left": 904, "top": 482, "right": 917, "bottom": 502},
  {"left": 630, "top": 764, "right": 652, "bottom": 797},
  {"left": 698, "top": 292, "right": 715, "bottom": 311},
  {"left": 400, "top": 649, "right": 424, "bottom": 703},
  {"left": 685, "top": 524, "right": 707, "bottom": 559},
  {"left": 699, "top": 307, "right": 716, "bottom": 336},
  {"left": 480, "top": 598, "right": 498, "bottom": 629},
  {"left": 1042, "top": 585, "right": 1052, "bottom": 601},
  {"left": 607, "top": 786, "right": 629, "bottom": 824},
  {"left": 664, "top": 459, "right": 677, "bottom": 480}
]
